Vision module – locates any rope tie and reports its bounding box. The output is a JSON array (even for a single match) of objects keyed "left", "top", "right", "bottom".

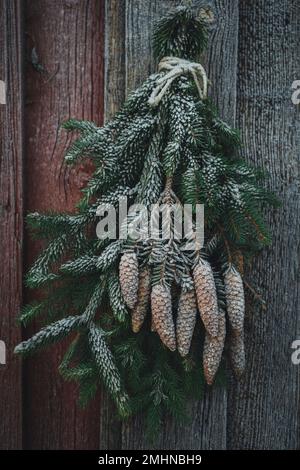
[{"left": 148, "top": 56, "right": 208, "bottom": 107}]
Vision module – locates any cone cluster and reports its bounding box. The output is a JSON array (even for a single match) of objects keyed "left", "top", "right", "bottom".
[{"left": 119, "top": 251, "right": 246, "bottom": 383}]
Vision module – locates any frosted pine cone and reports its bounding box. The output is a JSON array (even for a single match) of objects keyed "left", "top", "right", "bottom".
[
  {"left": 119, "top": 252, "right": 139, "bottom": 309},
  {"left": 132, "top": 268, "right": 151, "bottom": 333},
  {"left": 151, "top": 284, "right": 176, "bottom": 351},
  {"left": 176, "top": 289, "right": 197, "bottom": 357},
  {"left": 193, "top": 259, "right": 219, "bottom": 337},
  {"left": 224, "top": 265, "right": 245, "bottom": 334},
  {"left": 203, "top": 309, "right": 226, "bottom": 385},
  {"left": 230, "top": 331, "right": 245, "bottom": 378}
]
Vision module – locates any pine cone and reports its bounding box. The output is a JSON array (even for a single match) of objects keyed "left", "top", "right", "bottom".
[
  {"left": 193, "top": 259, "right": 219, "bottom": 337},
  {"left": 151, "top": 284, "right": 176, "bottom": 351},
  {"left": 203, "top": 309, "right": 226, "bottom": 385},
  {"left": 224, "top": 265, "right": 245, "bottom": 334},
  {"left": 176, "top": 288, "right": 197, "bottom": 357},
  {"left": 230, "top": 331, "right": 245, "bottom": 378},
  {"left": 132, "top": 268, "right": 151, "bottom": 333},
  {"left": 119, "top": 252, "right": 139, "bottom": 309}
]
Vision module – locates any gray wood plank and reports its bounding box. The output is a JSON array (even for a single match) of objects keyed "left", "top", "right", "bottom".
[
  {"left": 124, "top": 0, "right": 178, "bottom": 96},
  {"left": 227, "top": 0, "right": 300, "bottom": 450},
  {"left": 0, "top": 0, "right": 23, "bottom": 450},
  {"left": 104, "top": 0, "right": 126, "bottom": 121},
  {"left": 119, "top": 0, "right": 239, "bottom": 450}
]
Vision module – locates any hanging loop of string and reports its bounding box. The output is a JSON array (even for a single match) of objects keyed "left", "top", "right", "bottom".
[{"left": 148, "top": 56, "right": 208, "bottom": 107}]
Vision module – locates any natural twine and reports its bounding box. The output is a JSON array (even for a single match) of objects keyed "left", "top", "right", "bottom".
[{"left": 148, "top": 56, "right": 208, "bottom": 107}]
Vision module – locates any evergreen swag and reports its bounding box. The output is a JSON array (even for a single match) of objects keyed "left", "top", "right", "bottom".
[{"left": 15, "top": 5, "right": 277, "bottom": 435}]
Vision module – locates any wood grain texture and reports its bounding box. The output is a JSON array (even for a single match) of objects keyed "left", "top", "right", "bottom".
[
  {"left": 0, "top": 0, "right": 23, "bottom": 450},
  {"left": 104, "top": 0, "right": 126, "bottom": 121},
  {"left": 103, "top": 0, "right": 239, "bottom": 450},
  {"left": 227, "top": 0, "right": 300, "bottom": 450},
  {"left": 99, "top": 0, "right": 126, "bottom": 451},
  {"left": 23, "top": 0, "right": 104, "bottom": 449}
]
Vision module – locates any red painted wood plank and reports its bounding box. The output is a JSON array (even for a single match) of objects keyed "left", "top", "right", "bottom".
[
  {"left": 0, "top": 0, "right": 24, "bottom": 450},
  {"left": 23, "top": 0, "right": 104, "bottom": 449}
]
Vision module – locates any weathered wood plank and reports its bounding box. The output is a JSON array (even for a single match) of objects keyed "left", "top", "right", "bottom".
[
  {"left": 104, "top": 0, "right": 126, "bottom": 121},
  {"left": 124, "top": 0, "right": 176, "bottom": 96},
  {"left": 99, "top": 0, "right": 126, "bottom": 451},
  {"left": 0, "top": 0, "right": 23, "bottom": 450},
  {"left": 103, "top": 0, "right": 239, "bottom": 450},
  {"left": 227, "top": 0, "right": 300, "bottom": 450},
  {"left": 203, "top": 0, "right": 239, "bottom": 123},
  {"left": 23, "top": 0, "right": 104, "bottom": 449}
]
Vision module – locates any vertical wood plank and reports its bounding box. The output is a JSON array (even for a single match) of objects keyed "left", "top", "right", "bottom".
[
  {"left": 99, "top": 0, "right": 126, "bottom": 450},
  {"left": 23, "top": 0, "right": 104, "bottom": 449},
  {"left": 0, "top": 0, "right": 23, "bottom": 450},
  {"left": 123, "top": 0, "right": 239, "bottom": 450},
  {"left": 104, "top": 0, "right": 239, "bottom": 449},
  {"left": 104, "top": 0, "right": 126, "bottom": 121},
  {"left": 227, "top": 0, "right": 300, "bottom": 449},
  {"left": 124, "top": 0, "right": 175, "bottom": 96}
]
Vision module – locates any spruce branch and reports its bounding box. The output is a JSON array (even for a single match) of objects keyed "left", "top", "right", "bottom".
[
  {"left": 108, "top": 272, "right": 129, "bottom": 324},
  {"left": 14, "top": 316, "right": 84, "bottom": 356},
  {"left": 88, "top": 323, "right": 131, "bottom": 418},
  {"left": 59, "top": 335, "right": 96, "bottom": 382},
  {"left": 153, "top": 5, "right": 208, "bottom": 61},
  {"left": 15, "top": 4, "right": 277, "bottom": 430},
  {"left": 82, "top": 282, "right": 105, "bottom": 324}
]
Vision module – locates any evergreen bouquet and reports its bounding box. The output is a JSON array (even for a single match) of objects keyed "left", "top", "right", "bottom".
[{"left": 15, "top": 5, "right": 277, "bottom": 433}]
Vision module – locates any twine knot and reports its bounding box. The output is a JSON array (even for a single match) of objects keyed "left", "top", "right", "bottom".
[{"left": 148, "top": 56, "right": 208, "bottom": 107}]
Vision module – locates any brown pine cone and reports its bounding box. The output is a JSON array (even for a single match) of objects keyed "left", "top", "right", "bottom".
[
  {"left": 176, "top": 288, "right": 197, "bottom": 357},
  {"left": 203, "top": 309, "right": 226, "bottom": 385},
  {"left": 230, "top": 331, "right": 245, "bottom": 379},
  {"left": 224, "top": 265, "right": 245, "bottom": 334},
  {"left": 193, "top": 259, "right": 219, "bottom": 337},
  {"left": 132, "top": 268, "right": 151, "bottom": 333},
  {"left": 119, "top": 252, "right": 139, "bottom": 309},
  {"left": 151, "top": 284, "right": 176, "bottom": 351}
]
